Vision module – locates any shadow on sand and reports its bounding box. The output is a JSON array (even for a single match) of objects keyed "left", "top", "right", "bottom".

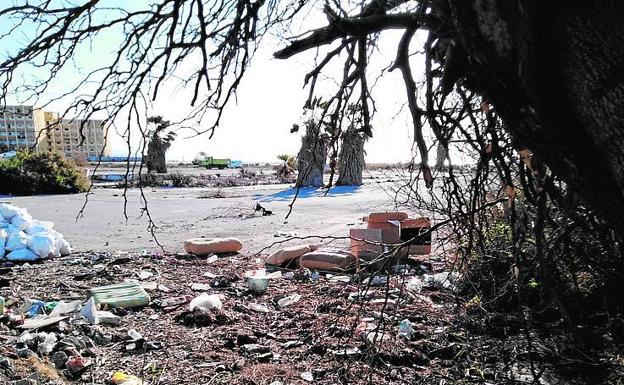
[{"left": 254, "top": 185, "right": 360, "bottom": 202}]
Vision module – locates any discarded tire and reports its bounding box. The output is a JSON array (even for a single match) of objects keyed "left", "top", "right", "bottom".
[
  {"left": 184, "top": 237, "right": 243, "bottom": 255},
  {"left": 299, "top": 249, "right": 356, "bottom": 272}
]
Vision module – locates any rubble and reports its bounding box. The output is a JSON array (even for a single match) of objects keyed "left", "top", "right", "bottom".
[{"left": 0, "top": 221, "right": 462, "bottom": 384}]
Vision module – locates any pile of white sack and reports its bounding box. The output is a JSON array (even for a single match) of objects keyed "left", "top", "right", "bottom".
[{"left": 0, "top": 203, "right": 71, "bottom": 261}]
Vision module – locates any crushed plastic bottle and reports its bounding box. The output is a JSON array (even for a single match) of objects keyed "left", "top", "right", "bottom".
[{"left": 398, "top": 319, "right": 414, "bottom": 339}]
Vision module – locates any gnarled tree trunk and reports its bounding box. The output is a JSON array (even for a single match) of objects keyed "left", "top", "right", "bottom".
[
  {"left": 450, "top": 0, "right": 624, "bottom": 233},
  {"left": 337, "top": 128, "right": 365, "bottom": 186},
  {"left": 146, "top": 138, "right": 169, "bottom": 173},
  {"left": 296, "top": 121, "right": 327, "bottom": 187}
]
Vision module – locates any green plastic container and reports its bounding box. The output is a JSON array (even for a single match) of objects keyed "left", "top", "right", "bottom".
[{"left": 87, "top": 282, "right": 150, "bottom": 309}]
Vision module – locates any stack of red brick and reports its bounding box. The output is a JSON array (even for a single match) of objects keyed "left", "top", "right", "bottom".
[{"left": 350, "top": 211, "right": 431, "bottom": 258}]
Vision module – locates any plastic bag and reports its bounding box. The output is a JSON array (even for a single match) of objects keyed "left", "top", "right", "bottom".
[
  {"left": 58, "top": 238, "right": 71, "bottom": 256},
  {"left": 5, "top": 248, "right": 39, "bottom": 261},
  {"left": 11, "top": 213, "right": 33, "bottom": 231},
  {"left": 6, "top": 231, "right": 28, "bottom": 251},
  {"left": 0, "top": 203, "right": 26, "bottom": 220},
  {"left": 29, "top": 233, "right": 58, "bottom": 258},
  {"left": 189, "top": 293, "right": 222, "bottom": 312},
  {"left": 25, "top": 220, "right": 54, "bottom": 235}
]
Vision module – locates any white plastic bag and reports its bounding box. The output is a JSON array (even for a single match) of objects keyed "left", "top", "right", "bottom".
[
  {"left": 58, "top": 238, "right": 71, "bottom": 256},
  {"left": 25, "top": 220, "right": 54, "bottom": 235},
  {"left": 189, "top": 293, "right": 222, "bottom": 312},
  {"left": 29, "top": 234, "right": 57, "bottom": 258},
  {"left": 6, "top": 231, "right": 28, "bottom": 250},
  {"left": 5, "top": 248, "right": 39, "bottom": 261},
  {"left": 0, "top": 203, "right": 26, "bottom": 220},
  {"left": 11, "top": 213, "right": 33, "bottom": 231}
]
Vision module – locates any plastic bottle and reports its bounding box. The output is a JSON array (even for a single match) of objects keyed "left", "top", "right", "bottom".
[{"left": 398, "top": 319, "right": 414, "bottom": 339}]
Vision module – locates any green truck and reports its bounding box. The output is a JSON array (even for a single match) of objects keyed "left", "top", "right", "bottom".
[{"left": 201, "top": 157, "right": 230, "bottom": 169}]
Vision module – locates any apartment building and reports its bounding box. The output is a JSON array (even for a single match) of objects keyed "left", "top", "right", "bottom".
[
  {"left": 42, "top": 116, "right": 111, "bottom": 160},
  {"left": 0, "top": 105, "right": 111, "bottom": 159},
  {"left": 0, "top": 105, "right": 38, "bottom": 151}
]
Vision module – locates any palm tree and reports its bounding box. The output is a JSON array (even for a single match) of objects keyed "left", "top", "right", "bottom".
[
  {"left": 296, "top": 119, "right": 327, "bottom": 187},
  {"left": 275, "top": 153, "right": 296, "bottom": 180},
  {"left": 146, "top": 116, "right": 176, "bottom": 173},
  {"left": 336, "top": 126, "right": 366, "bottom": 186}
]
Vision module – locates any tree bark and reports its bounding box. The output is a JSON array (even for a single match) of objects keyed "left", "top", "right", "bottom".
[
  {"left": 337, "top": 128, "right": 366, "bottom": 186},
  {"left": 450, "top": 0, "right": 624, "bottom": 233},
  {"left": 147, "top": 139, "right": 169, "bottom": 174},
  {"left": 296, "top": 122, "right": 327, "bottom": 187}
]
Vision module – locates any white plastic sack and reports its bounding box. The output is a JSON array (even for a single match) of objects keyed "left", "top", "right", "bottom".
[
  {"left": 25, "top": 220, "right": 54, "bottom": 235},
  {"left": 29, "top": 234, "right": 57, "bottom": 258},
  {"left": 11, "top": 213, "right": 33, "bottom": 231},
  {"left": 189, "top": 293, "right": 222, "bottom": 312},
  {"left": 0, "top": 203, "right": 26, "bottom": 220},
  {"left": 6, "top": 231, "right": 28, "bottom": 251},
  {"left": 58, "top": 238, "right": 71, "bottom": 256},
  {"left": 5, "top": 248, "right": 38, "bottom": 261}
]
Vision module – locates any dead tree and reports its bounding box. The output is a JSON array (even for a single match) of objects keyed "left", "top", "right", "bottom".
[
  {"left": 336, "top": 127, "right": 365, "bottom": 186},
  {"left": 296, "top": 120, "right": 327, "bottom": 187},
  {"left": 146, "top": 116, "right": 176, "bottom": 173}
]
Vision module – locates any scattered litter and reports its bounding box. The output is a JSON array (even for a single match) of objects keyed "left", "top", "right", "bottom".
[
  {"left": 87, "top": 282, "right": 151, "bottom": 308},
  {"left": 127, "top": 329, "right": 143, "bottom": 341},
  {"left": 423, "top": 271, "right": 459, "bottom": 291},
  {"left": 138, "top": 270, "right": 154, "bottom": 280},
  {"left": 112, "top": 371, "right": 143, "bottom": 385},
  {"left": 406, "top": 277, "right": 422, "bottom": 293},
  {"left": 189, "top": 293, "right": 222, "bottom": 312},
  {"left": 190, "top": 283, "right": 211, "bottom": 291},
  {"left": 25, "top": 299, "right": 45, "bottom": 317},
  {"left": 398, "top": 319, "right": 414, "bottom": 339},
  {"left": 159, "top": 295, "right": 193, "bottom": 308},
  {"left": 19, "top": 316, "right": 68, "bottom": 330},
  {"left": 277, "top": 294, "right": 301, "bottom": 309},
  {"left": 364, "top": 275, "right": 388, "bottom": 287},
  {"left": 300, "top": 371, "right": 314, "bottom": 382},
  {"left": 66, "top": 355, "right": 92, "bottom": 377},
  {"left": 327, "top": 275, "right": 351, "bottom": 283},
  {"left": 249, "top": 303, "right": 270, "bottom": 313}
]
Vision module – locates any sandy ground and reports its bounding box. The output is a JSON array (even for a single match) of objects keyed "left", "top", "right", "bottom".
[{"left": 1, "top": 182, "right": 403, "bottom": 254}]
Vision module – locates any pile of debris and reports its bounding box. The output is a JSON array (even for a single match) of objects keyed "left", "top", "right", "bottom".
[
  {"left": 0, "top": 211, "right": 464, "bottom": 384},
  {"left": 0, "top": 203, "right": 71, "bottom": 262}
]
